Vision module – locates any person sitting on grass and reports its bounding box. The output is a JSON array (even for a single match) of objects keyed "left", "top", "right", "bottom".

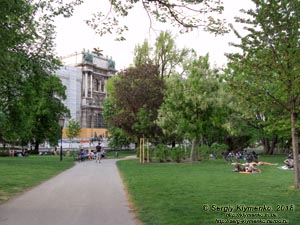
[
  {"left": 284, "top": 156, "right": 294, "bottom": 169},
  {"left": 233, "top": 163, "right": 246, "bottom": 172},
  {"left": 246, "top": 164, "right": 262, "bottom": 173}
]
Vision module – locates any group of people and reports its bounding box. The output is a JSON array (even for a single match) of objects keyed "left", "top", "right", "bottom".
[
  {"left": 9, "top": 149, "right": 29, "bottom": 157},
  {"left": 223, "top": 150, "right": 259, "bottom": 163},
  {"left": 79, "top": 143, "right": 105, "bottom": 163},
  {"left": 231, "top": 150, "right": 298, "bottom": 173},
  {"left": 231, "top": 151, "right": 279, "bottom": 174}
]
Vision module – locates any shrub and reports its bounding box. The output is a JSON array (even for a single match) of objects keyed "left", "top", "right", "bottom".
[
  {"left": 155, "top": 144, "right": 170, "bottom": 162},
  {"left": 210, "top": 143, "right": 229, "bottom": 158},
  {"left": 171, "top": 147, "right": 185, "bottom": 163}
]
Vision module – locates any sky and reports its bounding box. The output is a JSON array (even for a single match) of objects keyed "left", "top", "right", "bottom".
[{"left": 54, "top": 0, "right": 254, "bottom": 70}]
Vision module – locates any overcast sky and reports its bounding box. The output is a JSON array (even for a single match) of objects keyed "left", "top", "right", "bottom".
[{"left": 54, "top": 0, "right": 254, "bottom": 70}]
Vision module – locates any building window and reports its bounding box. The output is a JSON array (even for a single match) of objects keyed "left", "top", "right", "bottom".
[
  {"left": 101, "top": 81, "right": 105, "bottom": 92},
  {"left": 95, "top": 79, "right": 99, "bottom": 91},
  {"left": 94, "top": 113, "right": 107, "bottom": 128}
]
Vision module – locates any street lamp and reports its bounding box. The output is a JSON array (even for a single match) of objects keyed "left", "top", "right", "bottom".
[{"left": 59, "top": 118, "right": 65, "bottom": 161}]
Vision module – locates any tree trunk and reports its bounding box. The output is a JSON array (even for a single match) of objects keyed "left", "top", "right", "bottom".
[
  {"left": 190, "top": 137, "right": 196, "bottom": 161},
  {"left": 262, "top": 136, "right": 278, "bottom": 155},
  {"left": 269, "top": 136, "right": 278, "bottom": 155},
  {"left": 291, "top": 112, "right": 299, "bottom": 189},
  {"left": 262, "top": 138, "right": 270, "bottom": 154},
  {"left": 33, "top": 142, "right": 39, "bottom": 154}
]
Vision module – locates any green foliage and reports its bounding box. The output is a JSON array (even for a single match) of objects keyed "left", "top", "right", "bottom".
[
  {"left": 154, "top": 144, "right": 170, "bottom": 162},
  {"left": 133, "top": 40, "right": 153, "bottom": 66},
  {"left": 105, "top": 63, "right": 165, "bottom": 139},
  {"left": 170, "top": 146, "right": 185, "bottom": 163},
  {"left": 211, "top": 143, "right": 228, "bottom": 153},
  {"left": 134, "top": 31, "right": 193, "bottom": 78},
  {"left": 154, "top": 31, "right": 192, "bottom": 78},
  {"left": 226, "top": 0, "right": 300, "bottom": 186},
  {"left": 158, "top": 54, "right": 229, "bottom": 160},
  {"left": 66, "top": 119, "right": 81, "bottom": 139},
  {"left": 0, "top": 0, "right": 79, "bottom": 147},
  {"left": 226, "top": 0, "right": 300, "bottom": 122},
  {"left": 198, "top": 144, "right": 210, "bottom": 159},
  {"left": 108, "top": 128, "right": 132, "bottom": 150}
]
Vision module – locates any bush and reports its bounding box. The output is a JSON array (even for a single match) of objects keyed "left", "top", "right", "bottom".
[
  {"left": 210, "top": 143, "right": 229, "bottom": 158},
  {"left": 155, "top": 144, "right": 170, "bottom": 162},
  {"left": 170, "top": 147, "right": 185, "bottom": 163}
]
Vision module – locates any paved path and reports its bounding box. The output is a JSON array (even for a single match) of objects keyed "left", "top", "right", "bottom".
[{"left": 0, "top": 158, "right": 137, "bottom": 225}]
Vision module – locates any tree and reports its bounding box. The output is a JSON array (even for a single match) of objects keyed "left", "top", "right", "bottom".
[
  {"left": 154, "top": 31, "right": 191, "bottom": 78},
  {"left": 133, "top": 31, "right": 192, "bottom": 78},
  {"left": 105, "top": 63, "right": 165, "bottom": 141},
  {"left": 0, "top": 0, "right": 80, "bottom": 148},
  {"left": 66, "top": 119, "right": 81, "bottom": 139},
  {"left": 158, "top": 54, "right": 226, "bottom": 161},
  {"left": 133, "top": 40, "right": 153, "bottom": 66},
  {"left": 66, "top": 119, "right": 81, "bottom": 148},
  {"left": 28, "top": 73, "right": 70, "bottom": 152},
  {"left": 86, "top": 0, "right": 228, "bottom": 40},
  {"left": 226, "top": 0, "right": 300, "bottom": 188}
]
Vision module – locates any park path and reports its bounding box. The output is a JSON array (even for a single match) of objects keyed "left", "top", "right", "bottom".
[{"left": 0, "top": 158, "right": 137, "bottom": 225}]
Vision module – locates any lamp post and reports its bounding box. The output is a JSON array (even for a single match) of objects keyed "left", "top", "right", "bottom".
[{"left": 59, "top": 118, "right": 65, "bottom": 161}]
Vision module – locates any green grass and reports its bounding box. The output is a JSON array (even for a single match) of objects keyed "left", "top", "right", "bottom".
[
  {"left": 0, "top": 155, "right": 74, "bottom": 203},
  {"left": 117, "top": 156, "right": 300, "bottom": 225}
]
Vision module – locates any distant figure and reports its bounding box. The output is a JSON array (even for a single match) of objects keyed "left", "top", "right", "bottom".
[
  {"left": 80, "top": 149, "right": 87, "bottom": 161},
  {"left": 246, "top": 164, "right": 261, "bottom": 173},
  {"left": 252, "top": 151, "right": 258, "bottom": 162},
  {"left": 53, "top": 147, "right": 57, "bottom": 156},
  {"left": 233, "top": 163, "right": 246, "bottom": 172},
  {"left": 284, "top": 156, "right": 294, "bottom": 169},
  {"left": 9, "top": 150, "right": 14, "bottom": 157},
  {"left": 96, "top": 143, "right": 102, "bottom": 163}
]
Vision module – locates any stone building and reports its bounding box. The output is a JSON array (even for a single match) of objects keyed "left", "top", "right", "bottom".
[{"left": 56, "top": 49, "right": 117, "bottom": 139}]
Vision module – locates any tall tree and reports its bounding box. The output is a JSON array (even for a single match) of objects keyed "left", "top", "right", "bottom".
[
  {"left": 226, "top": 0, "right": 300, "bottom": 188},
  {"left": 133, "top": 31, "right": 192, "bottom": 78},
  {"left": 158, "top": 54, "right": 225, "bottom": 161},
  {"left": 154, "top": 31, "right": 191, "bottom": 78},
  {"left": 0, "top": 0, "right": 80, "bottom": 147},
  {"left": 134, "top": 40, "right": 153, "bottom": 66},
  {"left": 106, "top": 63, "right": 165, "bottom": 141}
]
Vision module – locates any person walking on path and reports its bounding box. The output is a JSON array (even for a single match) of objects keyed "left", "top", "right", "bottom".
[
  {"left": 0, "top": 159, "right": 137, "bottom": 225},
  {"left": 95, "top": 142, "right": 101, "bottom": 163}
]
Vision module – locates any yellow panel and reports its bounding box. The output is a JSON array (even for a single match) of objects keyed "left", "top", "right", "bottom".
[{"left": 62, "top": 128, "right": 110, "bottom": 139}]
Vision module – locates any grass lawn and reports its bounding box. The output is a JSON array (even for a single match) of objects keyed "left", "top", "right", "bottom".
[
  {"left": 0, "top": 155, "right": 74, "bottom": 203},
  {"left": 117, "top": 156, "right": 300, "bottom": 225}
]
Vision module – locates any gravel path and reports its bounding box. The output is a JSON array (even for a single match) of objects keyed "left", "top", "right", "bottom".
[{"left": 0, "top": 158, "right": 137, "bottom": 225}]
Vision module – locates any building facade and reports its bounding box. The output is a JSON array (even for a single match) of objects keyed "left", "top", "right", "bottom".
[{"left": 56, "top": 49, "right": 117, "bottom": 139}]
